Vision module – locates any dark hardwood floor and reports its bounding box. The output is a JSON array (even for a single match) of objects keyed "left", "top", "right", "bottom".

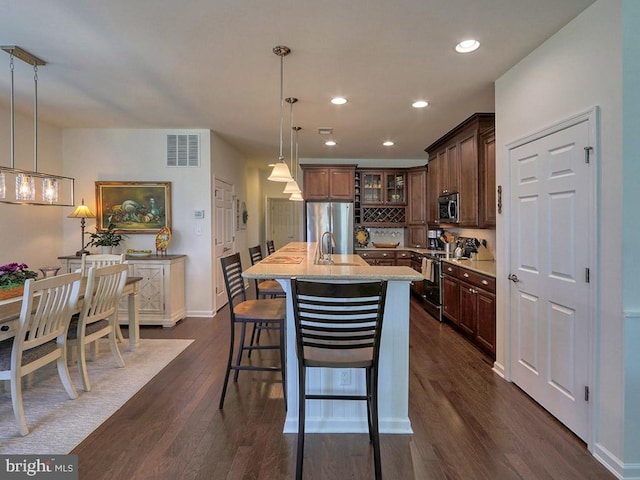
[{"left": 72, "top": 296, "right": 614, "bottom": 480}]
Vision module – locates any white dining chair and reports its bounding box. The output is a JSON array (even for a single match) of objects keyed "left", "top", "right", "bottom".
[
  {"left": 0, "top": 272, "right": 82, "bottom": 435},
  {"left": 67, "top": 264, "right": 128, "bottom": 392},
  {"left": 79, "top": 253, "right": 127, "bottom": 343}
]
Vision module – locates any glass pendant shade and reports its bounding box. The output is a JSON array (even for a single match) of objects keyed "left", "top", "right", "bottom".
[
  {"left": 42, "top": 177, "right": 58, "bottom": 203},
  {"left": 289, "top": 191, "right": 304, "bottom": 201},
  {"left": 16, "top": 174, "right": 35, "bottom": 201},
  {"left": 283, "top": 179, "right": 301, "bottom": 194},
  {"left": 268, "top": 161, "right": 293, "bottom": 182}
]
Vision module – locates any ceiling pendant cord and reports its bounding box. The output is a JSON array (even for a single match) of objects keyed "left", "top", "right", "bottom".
[
  {"left": 33, "top": 62, "right": 38, "bottom": 173},
  {"left": 278, "top": 52, "right": 284, "bottom": 163},
  {"left": 9, "top": 52, "right": 14, "bottom": 169},
  {"left": 268, "top": 46, "right": 293, "bottom": 182},
  {"left": 283, "top": 97, "right": 301, "bottom": 195}
]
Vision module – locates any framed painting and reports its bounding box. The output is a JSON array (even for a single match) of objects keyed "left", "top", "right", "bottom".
[{"left": 95, "top": 181, "right": 171, "bottom": 234}]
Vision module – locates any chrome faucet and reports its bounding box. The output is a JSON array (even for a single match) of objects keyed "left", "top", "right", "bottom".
[{"left": 320, "top": 231, "right": 336, "bottom": 263}]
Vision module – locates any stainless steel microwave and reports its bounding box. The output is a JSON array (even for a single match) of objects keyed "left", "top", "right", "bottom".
[{"left": 438, "top": 192, "right": 459, "bottom": 223}]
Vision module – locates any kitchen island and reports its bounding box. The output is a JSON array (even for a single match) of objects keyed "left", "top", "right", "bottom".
[{"left": 242, "top": 242, "right": 423, "bottom": 434}]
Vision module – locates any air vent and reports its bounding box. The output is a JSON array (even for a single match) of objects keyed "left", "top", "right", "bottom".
[
  {"left": 166, "top": 134, "right": 200, "bottom": 167},
  {"left": 318, "top": 127, "right": 333, "bottom": 135}
]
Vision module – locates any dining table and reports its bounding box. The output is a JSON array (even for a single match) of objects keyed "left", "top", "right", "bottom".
[{"left": 0, "top": 276, "right": 142, "bottom": 351}]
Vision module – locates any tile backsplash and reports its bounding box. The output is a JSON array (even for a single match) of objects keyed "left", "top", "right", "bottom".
[{"left": 367, "top": 227, "right": 405, "bottom": 247}]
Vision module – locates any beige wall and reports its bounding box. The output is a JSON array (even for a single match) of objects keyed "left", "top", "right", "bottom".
[{"left": 0, "top": 105, "right": 66, "bottom": 270}]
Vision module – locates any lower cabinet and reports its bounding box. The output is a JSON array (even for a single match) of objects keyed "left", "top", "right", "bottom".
[
  {"left": 357, "top": 249, "right": 412, "bottom": 266},
  {"left": 442, "top": 262, "right": 496, "bottom": 358},
  {"left": 442, "top": 268, "right": 460, "bottom": 324},
  {"left": 58, "top": 254, "right": 187, "bottom": 327},
  {"left": 358, "top": 250, "right": 395, "bottom": 266}
]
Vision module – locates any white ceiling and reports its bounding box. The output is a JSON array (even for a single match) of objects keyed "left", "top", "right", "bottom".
[{"left": 0, "top": 0, "right": 595, "bottom": 168}]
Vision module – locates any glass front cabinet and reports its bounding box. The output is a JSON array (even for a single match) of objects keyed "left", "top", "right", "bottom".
[{"left": 360, "top": 171, "right": 406, "bottom": 205}]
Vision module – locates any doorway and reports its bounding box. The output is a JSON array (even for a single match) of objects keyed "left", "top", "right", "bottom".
[
  {"left": 266, "top": 197, "right": 302, "bottom": 250},
  {"left": 214, "top": 178, "right": 235, "bottom": 309},
  {"left": 507, "top": 109, "right": 597, "bottom": 442}
]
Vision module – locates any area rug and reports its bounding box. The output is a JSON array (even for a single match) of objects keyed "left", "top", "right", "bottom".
[{"left": 0, "top": 338, "right": 193, "bottom": 454}]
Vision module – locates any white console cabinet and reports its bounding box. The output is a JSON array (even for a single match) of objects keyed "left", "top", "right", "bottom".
[{"left": 58, "top": 254, "right": 186, "bottom": 327}]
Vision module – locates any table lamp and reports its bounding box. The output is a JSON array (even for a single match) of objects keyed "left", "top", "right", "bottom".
[{"left": 68, "top": 198, "right": 96, "bottom": 256}]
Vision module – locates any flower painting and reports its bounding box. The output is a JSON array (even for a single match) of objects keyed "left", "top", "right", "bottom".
[{"left": 95, "top": 181, "right": 171, "bottom": 234}]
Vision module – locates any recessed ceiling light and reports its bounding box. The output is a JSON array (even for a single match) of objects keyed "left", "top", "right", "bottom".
[
  {"left": 325, "top": 140, "right": 337, "bottom": 146},
  {"left": 455, "top": 39, "right": 480, "bottom": 53},
  {"left": 331, "top": 97, "right": 347, "bottom": 105},
  {"left": 383, "top": 141, "right": 394, "bottom": 147},
  {"left": 412, "top": 100, "right": 429, "bottom": 108}
]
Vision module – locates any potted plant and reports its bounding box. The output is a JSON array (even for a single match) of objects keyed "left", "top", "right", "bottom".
[
  {"left": 0, "top": 262, "right": 38, "bottom": 300},
  {"left": 86, "top": 223, "right": 127, "bottom": 253}
]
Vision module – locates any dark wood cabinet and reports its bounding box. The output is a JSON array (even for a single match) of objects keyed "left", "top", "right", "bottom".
[
  {"left": 407, "top": 166, "right": 427, "bottom": 247},
  {"left": 442, "top": 271, "right": 460, "bottom": 325},
  {"left": 396, "top": 250, "right": 412, "bottom": 267},
  {"left": 480, "top": 128, "right": 496, "bottom": 228},
  {"left": 442, "top": 261, "right": 496, "bottom": 358},
  {"left": 425, "top": 113, "right": 495, "bottom": 228},
  {"left": 358, "top": 250, "right": 395, "bottom": 266},
  {"left": 357, "top": 168, "right": 407, "bottom": 226},
  {"left": 359, "top": 170, "right": 406, "bottom": 205},
  {"left": 426, "top": 154, "right": 441, "bottom": 226},
  {"left": 301, "top": 165, "right": 356, "bottom": 201}
]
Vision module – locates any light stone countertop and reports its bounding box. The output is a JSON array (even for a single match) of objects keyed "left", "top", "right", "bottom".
[
  {"left": 442, "top": 258, "right": 496, "bottom": 277},
  {"left": 243, "top": 242, "right": 423, "bottom": 282}
]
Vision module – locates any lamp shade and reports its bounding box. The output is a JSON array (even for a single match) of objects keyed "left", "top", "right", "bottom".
[
  {"left": 289, "top": 191, "right": 304, "bottom": 201},
  {"left": 68, "top": 200, "right": 95, "bottom": 219},
  {"left": 283, "top": 180, "right": 301, "bottom": 194},
  {"left": 268, "top": 162, "right": 293, "bottom": 182}
]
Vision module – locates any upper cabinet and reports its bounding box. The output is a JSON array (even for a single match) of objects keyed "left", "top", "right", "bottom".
[
  {"left": 301, "top": 165, "right": 356, "bottom": 201},
  {"left": 425, "top": 113, "right": 495, "bottom": 228},
  {"left": 407, "top": 166, "right": 427, "bottom": 248},
  {"left": 480, "top": 127, "right": 496, "bottom": 228},
  {"left": 359, "top": 170, "right": 406, "bottom": 205},
  {"left": 356, "top": 169, "right": 407, "bottom": 226}
]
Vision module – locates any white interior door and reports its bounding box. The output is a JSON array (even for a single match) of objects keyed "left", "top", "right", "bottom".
[
  {"left": 214, "top": 178, "right": 235, "bottom": 308},
  {"left": 268, "top": 198, "right": 300, "bottom": 250},
  {"left": 508, "top": 114, "right": 594, "bottom": 441}
]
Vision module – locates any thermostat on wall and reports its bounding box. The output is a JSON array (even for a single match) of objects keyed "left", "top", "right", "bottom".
[{"left": 194, "top": 210, "right": 205, "bottom": 219}]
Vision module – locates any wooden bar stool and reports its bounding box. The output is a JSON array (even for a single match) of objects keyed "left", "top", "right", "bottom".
[
  {"left": 290, "top": 278, "right": 388, "bottom": 480},
  {"left": 266, "top": 239, "right": 276, "bottom": 255},
  {"left": 219, "top": 253, "right": 286, "bottom": 410}
]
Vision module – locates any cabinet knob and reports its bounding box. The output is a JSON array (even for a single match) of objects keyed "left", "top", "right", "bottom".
[
  {"left": 482, "top": 279, "right": 488, "bottom": 285},
  {"left": 463, "top": 273, "right": 469, "bottom": 278}
]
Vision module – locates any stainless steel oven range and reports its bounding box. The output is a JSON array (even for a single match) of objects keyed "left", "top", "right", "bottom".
[{"left": 411, "top": 251, "right": 446, "bottom": 321}]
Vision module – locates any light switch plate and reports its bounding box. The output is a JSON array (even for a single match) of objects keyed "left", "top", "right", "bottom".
[{"left": 194, "top": 210, "right": 205, "bottom": 219}]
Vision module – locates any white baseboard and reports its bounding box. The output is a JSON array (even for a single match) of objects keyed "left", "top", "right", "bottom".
[{"left": 593, "top": 442, "right": 640, "bottom": 479}]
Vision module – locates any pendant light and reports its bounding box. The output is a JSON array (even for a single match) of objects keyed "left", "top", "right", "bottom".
[
  {"left": 289, "top": 126, "right": 304, "bottom": 201},
  {"left": 283, "top": 97, "right": 301, "bottom": 194},
  {"left": 1, "top": 46, "right": 75, "bottom": 206},
  {"left": 268, "top": 45, "right": 294, "bottom": 182}
]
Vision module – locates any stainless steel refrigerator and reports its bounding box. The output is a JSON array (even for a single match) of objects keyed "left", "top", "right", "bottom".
[{"left": 305, "top": 202, "right": 354, "bottom": 254}]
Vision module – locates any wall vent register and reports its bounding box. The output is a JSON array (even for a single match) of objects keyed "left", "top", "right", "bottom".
[{"left": 166, "top": 134, "right": 200, "bottom": 167}]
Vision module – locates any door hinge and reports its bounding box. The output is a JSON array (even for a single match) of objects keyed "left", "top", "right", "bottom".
[
  {"left": 584, "top": 385, "right": 590, "bottom": 402},
  {"left": 585, "top": 267, "right": 590, "bottom": 283},
  {"left": 584, "top": 146, "right": 593, "bottom": 164}
]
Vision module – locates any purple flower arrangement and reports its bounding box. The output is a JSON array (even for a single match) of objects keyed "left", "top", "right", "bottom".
[{"left": 0, "top": 262, "right": 38, "bottom": 288}]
